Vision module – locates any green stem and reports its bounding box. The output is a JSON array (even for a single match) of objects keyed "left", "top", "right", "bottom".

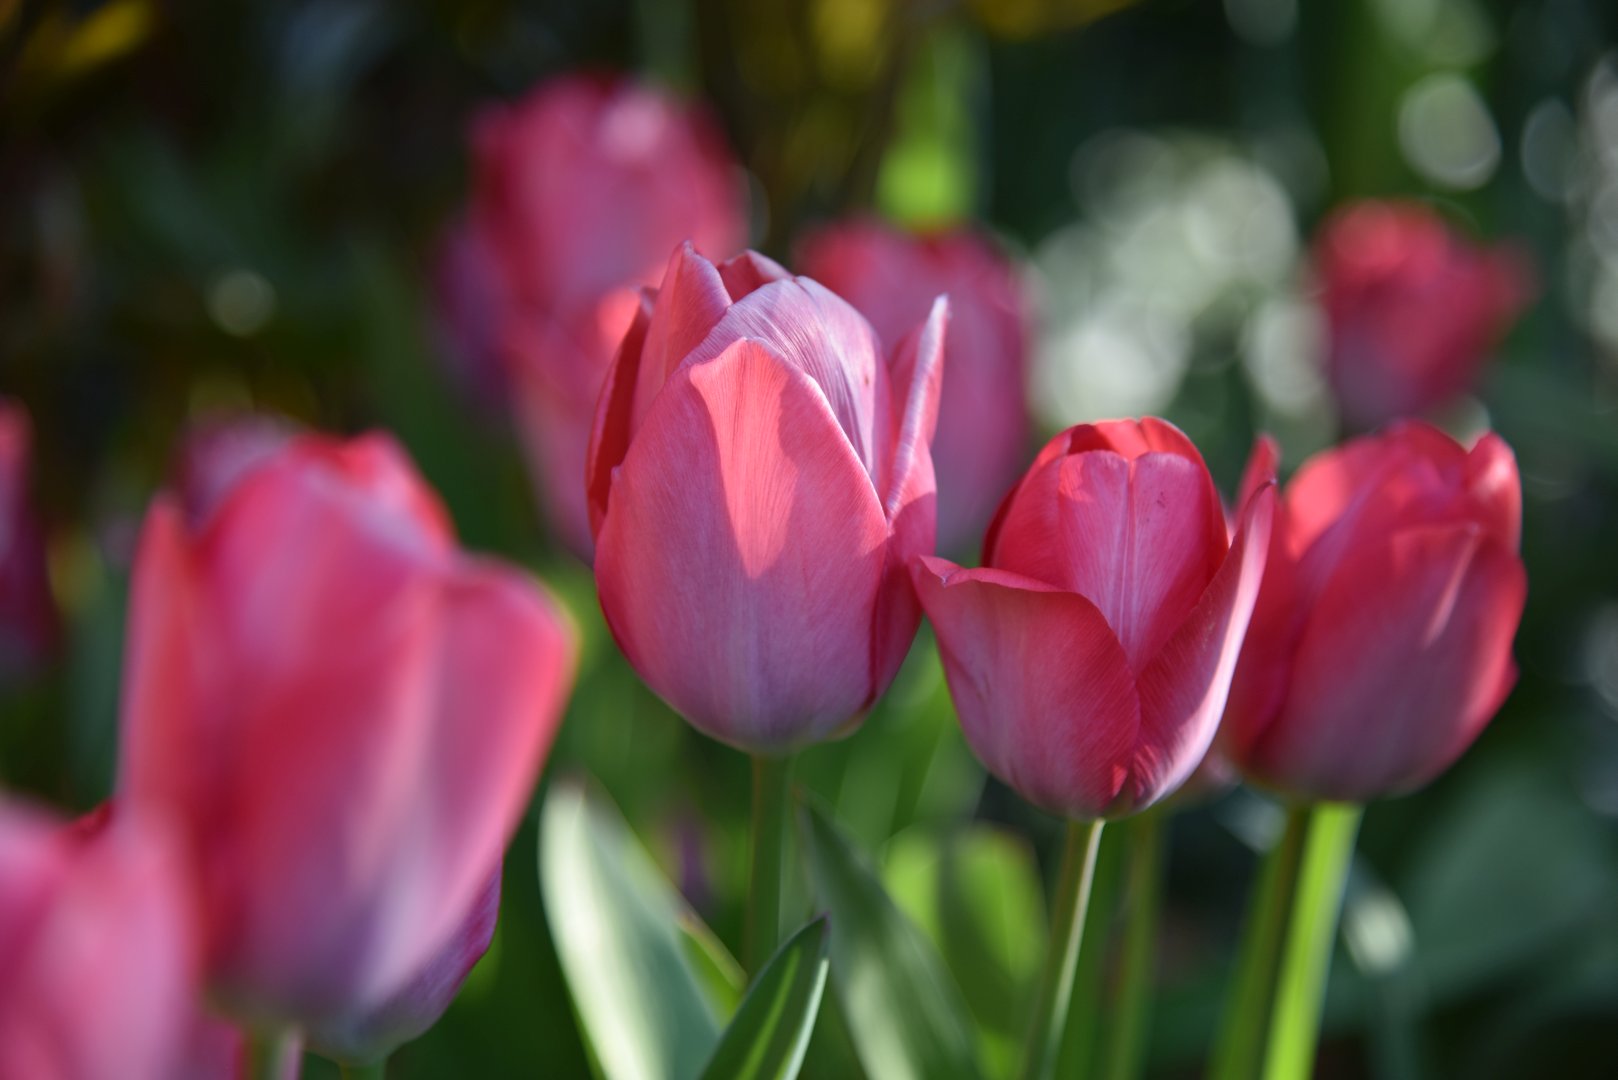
[
  {"left": 744, "top": 753, "right": 792, "bottom": 976},
  {"left": 339, "top": 1061, "right": 386, "bottom": 1080},
  {"left": 1054, "top": 825, "right": 1125, "bottom": 1077},
  {"left": 1020, "top": 818, "right": 1105, "bottom": 1080},
  {"left": 1101, "top": 812, "right": 1165, "bottom": 1080},
  {"left": 1209, "top": 804, "right": 1311, "bottom": 1080},
  {"left": 1262, "top": 803, "right": 1363, "bottom": 1080},
  {"left": 246, "top": 1029, "right": 298, "bottom": 1080}
]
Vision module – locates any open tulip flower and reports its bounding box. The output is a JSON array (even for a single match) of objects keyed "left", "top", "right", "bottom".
[
  {"left": 588, "top": 243, "right": 946, "bottom": 754},
  {"left": 1222, "top": 422, "right": 1528, "bottom": 802},
  {"left": 117, "top": 431, "right": 578, "bottom": 1036},
  {"left": 913, "top": 418, "right": 1274, "bottom": 820}
]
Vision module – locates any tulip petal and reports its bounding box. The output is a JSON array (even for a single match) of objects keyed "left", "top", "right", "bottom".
[
  {"left": 882, "top": 295, "right": 948, "bottom": 521},
  {"left": 989, "top": 449, "right": 1227, "bottom": 669},
  {"left": 1466, "top": 431, "right": 1521, "bottom": 550},
  {"left": 634, "top": 244, "right": 734, "bottom": 431},
  {"left": 1249, "top": 523, "right": 1526, "bottom": 800},
  {"left": 683, "top": 278, "right": 890, "bottom": 484},
  {"left": 717, "top": 250, "right": 792, "bottom": 299},
  {"left": 1132, "top": 484, "right": 1274, "bottom": 810},
  {"left": 596, "top": 339, "right": 891, "bottom": 751},
  {"left": 586, "top": 291, "right": 656, "bottom": 537},
  {"left": 912, "top": 557, "right": 1141, "bottom": 819}
]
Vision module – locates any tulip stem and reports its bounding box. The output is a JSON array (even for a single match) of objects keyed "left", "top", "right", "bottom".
[
  {"left": 1261, "top": 802, "right": 1363, "bottom": 1079},
  {"left": 744, "top": 752, "right": 792, "bottom": 976},
  {"left": 339, "top": 1061, "right": 388, "bottom": 1079},
  {"left": 1101, "top": 811, "right": 1166, "bottom": 1080},
  {"left": 1020, "top": 817, "right": 1105, "bottom": 1080},
  {"left": 1208, "top": 803, "right": 1312, "bottom": 1080},
  {"left": 246, "top": 1028, "right": 298, "bottom": 1080}
]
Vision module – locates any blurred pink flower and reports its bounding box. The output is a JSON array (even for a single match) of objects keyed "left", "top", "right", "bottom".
[
  {"left": 118, "top": 432, "right": 577, "bottom": 1029},
  {"left": 460, "top": 73, "right": 748, "bottom": 558},
  {"left": 1314, "top": 201, "right": 1531, "bottom": 428},
  {"left": 799, "top": 219, "right": 1030, "bottom": 552},
  {"left": 0, "top": 399, "right": 58, "bottom": 681}
]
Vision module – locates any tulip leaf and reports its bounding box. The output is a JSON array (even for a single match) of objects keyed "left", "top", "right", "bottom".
[
  {"left": 697, "top": 917, "right": 830, "bottom": 1080},
  {"left": 799, "top": 799, "right": 985, "bottom": 1080},
  {"left": 539, "top": 777, "right": 731, "bottom": 1080}
]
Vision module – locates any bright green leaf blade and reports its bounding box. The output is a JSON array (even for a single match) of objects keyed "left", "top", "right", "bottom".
[
  {"left": 540, "top": 776, "right": 727, "bottom": 1080},
  {"left": 800, "top": 800, "right": 985, "bottom": 1080},
  {"left": 698, "top": 917, "right": 831, "bottom": 1080}
]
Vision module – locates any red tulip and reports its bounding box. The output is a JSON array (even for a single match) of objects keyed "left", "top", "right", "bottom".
[
  {"left": 1314, "top": 201, "right": 1530, "bottom": 427},
  {"left": 118, "top": 432, "right": 577, "bottom": 1028},
  {"left": 0, "top": 800, "right": 194, "bottom": 1080},
  {"left": 469, "top": 73, "right": 747, "bottom": 557},
  {"left": 912, "top": 419, "right": 1274, "bottom": 819},
  {"left": 306, "top": 869, "right": 500, "bottom": 1064},
  {"left": 0, "top": 399, "right": 59, "bottom": 681},
  {"left": 798, "top": 220, "right": 1030, "bottom": 551},
  {"left": 1222, "top": 423, "right": 1526, "bottom": 801},
  {"left": 588, "top": 243, "right": 946, "bottom": 751}
]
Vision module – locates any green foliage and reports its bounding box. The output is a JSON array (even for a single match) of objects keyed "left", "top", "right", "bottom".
[{"left": 699, "top": 918, "right": 830, "bottom": 1080}]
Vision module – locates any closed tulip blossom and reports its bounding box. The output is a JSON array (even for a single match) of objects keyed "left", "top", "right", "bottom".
[
  {"left": 1222, "top": 423, "right": 1527, "bottom": 802},
  {"left": 1315, "top": 201, "right": 1530, "bottom": 428},
  {"left": 588, "top": 243, "right": 946, "bottom": 752},
  {"left": 0, "top": 800, "right": 194, "bottom": 1080},
  {"left": 913, "top": 419, "right": 1274, "bottom": 819},
  {"left": 468, "top": 73, "right": 747, "bottom": 557},
  {"left": 798, "top": 220, "right": 1030, "bottom": 551},
  {"left": 118, "top": 431, "right": 577, "bottom": 1030}
]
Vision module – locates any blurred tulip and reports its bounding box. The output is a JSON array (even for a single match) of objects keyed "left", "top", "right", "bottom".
[
  {"left": 1314, "top": 201, "right": 1531, "bottom": 428},
  {"left": 429, "top": 214, "right": 518, "bottom": 411},
  {"left": 1222, "top": 424, "right": 1527, "bottom": 801},
  {"left": 467, "top": 73, "right": 748, "bottom": 557},
  {"left": 118, "top": 432, "right": 578, "bottom": 1029},
  {"left": 306, "top": 869, "right": 500, "bottom": 1065},
  {"left": 799, "top": 219, "right": 1031, "bottom": 551},
  {"left": 913, "top": 418, "right": 1273, "bottom": 819},
  {"left": 589, "top": 243, "right": 946, "bottom": 752},
  {"left": 0, "top": 400, "right": 59, "bottom": 681},
  {"left": 0, "top": 799, "right": 193, "bottom": 1080}
]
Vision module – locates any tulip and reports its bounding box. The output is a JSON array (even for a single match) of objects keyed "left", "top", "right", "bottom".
[
  {"left": 469, "top": 73, "right": 747, "bottom": 557},
  {"left": 1221, "top": 423, "right": 1527, "bottom": 802},
  {"left": 118, "top": 431, "right": 578, "bottom": 1031},
  {"left": 588, "top": 243, "right": 946, "bottom": 753},
  {"left": 798, "top": 220, "right": 1030, "bottom": 551},
  {"left": 306, "top": 869, "right": 500, "bottom": 1065},
  {"left": 0, "top": 399, "right": 59, "bottom": 681},
  {"left": 429, "top": 214, "right": 518, "bottom": 411},
  {"left": 913, "top": 418, "right": 1274, "bottom": 820},
  {"left": 0, "top": 799, "right": 194, "bottom": 1080},
  {"left": 1314, "top": 201, "right": 1530, "bottom": 428}
]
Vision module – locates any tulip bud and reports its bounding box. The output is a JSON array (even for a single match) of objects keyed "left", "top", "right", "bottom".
[
  {"left": 0, "top": 800, "right": 194, "bottom": 1080},
  {"left": 118, "top": 431, "right": 578, "bottom": 1029},
  {"left": 798, "top": 220, "right": 1031, "bottom": 552},
  {"left": 913, "top": 419, "right": 1273, "bottom": 819},
  {"left": 0, "top": 399, "right": 59, "bottom": 681},
  {"left": 1314, "top": 201, "right": 1530, "bottom": 428},
  {"left": 306, "top": 869, "right": 500, "bottom": 1064},
  {"left": 469, "top": 73, "right": 748, "bottom": 558},
  {"left": 1222, "top": 423, "right": 1527, "bottom": 801},
  {"left": 588, "top": 243, "right": 947, "bottom": 752}
]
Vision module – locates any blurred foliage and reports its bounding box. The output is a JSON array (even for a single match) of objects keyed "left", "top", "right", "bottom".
[{"left": 2, "top": 0, "right": 1617, "bottom": 1077}]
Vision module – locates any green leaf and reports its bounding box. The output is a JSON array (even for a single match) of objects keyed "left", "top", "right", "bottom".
[
  {"left": 799, "top": 799, "right": 984, "bottom": 1080},
  {"left": 698, "top": 918, "right": 831, "bottom": 1080},
  {"left": 883, "top": 827, "right": 1047, "bottom": 1077},
  {"left": 539, "top": 776, "right": 732, "bottom": 1080}
]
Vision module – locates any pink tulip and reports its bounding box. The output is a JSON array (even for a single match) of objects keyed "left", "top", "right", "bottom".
[
  {"left": 306, "top": 869, "right": 500, "bottom": 1064},
  {"left": 0, "top": 800, "right": 194, "bottom": 1080},
  {"left": 912, "top": 419, "right": 1274, "bottom": 819},
  {"left": 429, "top": 214, "right": 519, "bottom": 411},
  {"left": 0, "top": 399, "right": 59, "bottom": 681},
  {"left": 1314, "top": 201, "right": 1530, "bottom": 427},
  {"left": 799, "top": 220, "right": 1030, "bottom": 551},
  {"left": 1222, "top": 423, "right": 1527, "bottom": 801},
  {"left": 588, "top": 243, "right": 946, "bottom": 751},
  {"left": 118, "top": 431, "right": 578, "bottom": 1028},
  {"left": 468, "top": 73, "right": 747, "bottom": 558}
]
